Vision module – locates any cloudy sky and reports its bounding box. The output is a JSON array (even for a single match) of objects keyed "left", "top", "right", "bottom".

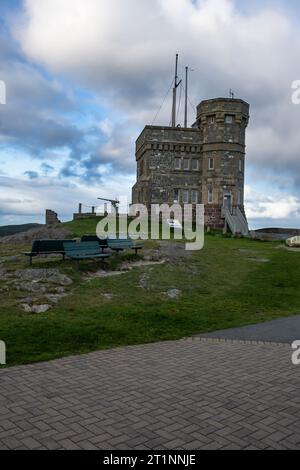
[{"left": 0, "top": 0, "right": 300, "bottom": 229}]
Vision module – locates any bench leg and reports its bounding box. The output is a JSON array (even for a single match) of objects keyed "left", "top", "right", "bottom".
[
  {"left": 62, "top": 254, "right": 65, "bottom": 261},
  {"left": 29, "top": 256, "right": 33, "bottom": 266}
]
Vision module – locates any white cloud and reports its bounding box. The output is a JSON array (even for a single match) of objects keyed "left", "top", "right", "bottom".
[
  {"left": 4, "top": 0, "right": 300, "bottom": 227},
  {"left": 245, "top": 185, "right": 300, "bottom": 220},
  {"left": 0, "top": 173, "right": 134, "bottom": 225}
]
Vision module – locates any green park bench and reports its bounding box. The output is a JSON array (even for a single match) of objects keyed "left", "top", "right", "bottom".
[
  {"left": 81, "top": 235, "right": 108, "bottom": 253},
  {"left": 24, "top": 239, "right": 76, "bottom": 265},
  {"left": 107, "top": 238, "right": 143, "bottom": 255},
  {"left": 81, "top": 236, "right": 143, "bottom": 255},
  {"left": 63, "top": 241, "right": 111, "bottom": 268}
]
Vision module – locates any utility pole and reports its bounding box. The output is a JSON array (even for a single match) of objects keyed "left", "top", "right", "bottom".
[
  {"left": 184, "top": 66, "right": 188, "bottom": 128},
  {"left": 171, "top": 54, "right": 182, "bottom": 127}
]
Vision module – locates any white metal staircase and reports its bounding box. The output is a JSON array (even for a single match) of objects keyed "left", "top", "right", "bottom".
[{"left": 222, "top": 207, "right": 249, "bottom": 236}]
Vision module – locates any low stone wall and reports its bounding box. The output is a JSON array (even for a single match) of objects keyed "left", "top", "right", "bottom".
[
  {"left": 73, "top": 213, "right": 98, "bottom": 220},
  {"left": 251, "top": 228, "right": 300, "bottom": 241}
]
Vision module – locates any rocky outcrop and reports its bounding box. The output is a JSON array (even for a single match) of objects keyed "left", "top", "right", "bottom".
[
  {"left": 12, "top": 268, "right": 73, "bottom": 313},
  {"left": 166, "top": 289, "right": 182, "bottom": 299},
  {"left": 0, "top": 226, "right": 72, "bottom": 245},
  {"left": 15, "top": 269, "right": 73, "bottom": 286}
]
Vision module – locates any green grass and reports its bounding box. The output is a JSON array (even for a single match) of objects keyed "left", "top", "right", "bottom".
[
  {"left": 0, "top": 218, "right": 300, "bottom": 367},
  {"left": 63, "top": 216, "right": 104, "bottom": 237}
]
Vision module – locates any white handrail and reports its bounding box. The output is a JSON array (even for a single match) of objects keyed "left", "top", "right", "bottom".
[{"left": 224, "top": 207, "right": 249, "bottom": 236}]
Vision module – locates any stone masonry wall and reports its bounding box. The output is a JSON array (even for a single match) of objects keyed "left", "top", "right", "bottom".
[{"left": 132, "top": 98, "right": 250, "bottom": 230}]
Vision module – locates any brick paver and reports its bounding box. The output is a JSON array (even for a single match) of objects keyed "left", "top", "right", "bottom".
[{"left": 0, "top": 338, "right": 299, "bottom": 450}]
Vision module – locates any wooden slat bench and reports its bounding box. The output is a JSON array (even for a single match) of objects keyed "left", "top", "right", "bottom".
[
  {"left": 107, "top": 238, "right": 143, "bottom": 255},
  {"left": 81, "top": 235, "right": 108, "bottom": 253},
  {"left": 63, "top": 241, "right": 111, "bottom": 268},
  {"left": 24, "top": 239, "right": 76, "bottom": 265}
]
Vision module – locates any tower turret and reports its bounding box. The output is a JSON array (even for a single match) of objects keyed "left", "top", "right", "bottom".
[{"left": 196, "top": 98, "right": 250, "bottom": 230}]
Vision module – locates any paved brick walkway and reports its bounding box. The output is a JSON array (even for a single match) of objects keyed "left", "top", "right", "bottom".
[
  {"left": 196, "top": 314, "right": 300, "bottom": 344},
  {"left": 0, "top": 338, "right": 300, "bottom": 450}
]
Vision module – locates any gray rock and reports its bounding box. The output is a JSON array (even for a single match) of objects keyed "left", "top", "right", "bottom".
[
  {"left": 18, "top": 282, "right": 48, "bottom": 294},
  {"left": 22, "top": 304, "right": 51, "bottom": 314},
  {"left": 15, "top": 269, "right": 72, "bottom": 286},
  {"left": 144, "top": 252, "right": 161, "bottom": 262},
  {"left": 32, "top": 304, "right": 51, "bottom": 314},
  {"left": 22, "top": 304, "right": 33, "bottom": 313},
  {"left": 54, "top": 286, "right": 65, "bottom": 294},
  {"left": 166, "top": 289, "right": 182, "bottom": 299},
  {"left": 46, "top": 294, "right": 66, "bottom": 304}
]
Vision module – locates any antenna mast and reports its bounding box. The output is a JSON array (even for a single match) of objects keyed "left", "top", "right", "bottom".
[
  {"left": 171, "top": 54, "right": 182, "bottom": 127},
  {"left": 184, "top": 66, "right": 188, "bottom": 128}
]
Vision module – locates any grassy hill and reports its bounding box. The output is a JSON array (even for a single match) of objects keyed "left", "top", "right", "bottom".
[
  {"left": 0, "top": 223, "right": 41, "bottom": 237},
  {"left": 0, "top": 216, "right": 300, "bottom": 367}
]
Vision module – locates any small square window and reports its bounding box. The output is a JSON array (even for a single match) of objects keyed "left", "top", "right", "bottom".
[
  {"left": 182, "top": 190, "right": 189, "bottom": 204},
  {"left": 192, "top": 159, "right": 199, "bottom": 171},
  {"left": 209, "top": 157, "right": 214, "bottom": 170},
  {"left": 175, "top": 158, "right": 181, "bottom": 170},
  {"left": 225, "top": 115, "right": 233, "bottom": 124},
  {"left": 191, "top": 190, "right": 198, "bottom": 204},
  {"left": 184, "top": 159, "right": 190, "bottom": 171}
]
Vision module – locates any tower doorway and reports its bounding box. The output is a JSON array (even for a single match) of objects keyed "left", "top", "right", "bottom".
[{"left": 223, "top": 192, "right": 232, "bottom": 211}]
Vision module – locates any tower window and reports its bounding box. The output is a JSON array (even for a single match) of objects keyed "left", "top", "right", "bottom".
[
  {"left": 191, "top": 190, "right": 198, "bottom": 204},
  {"left": 192, "top": 159, "right": 199, "bottom": 171},
  {"left": 174, "top": 189, "right": 180, "bottom": 203},
  {"left": 175, "top": 158, "right": 181, "bottom": 170},
  {"left": 225, "top": 115, "right": 234, "bottom": 124},
  {"left": 239, "top": 159, "right": 243, "bottom": 172},
  {"left": 208, "top": 187, "right": 213, "bottom": 204},
  {"left": 184, "top": 159, "right": 190, "bottom": 171},
  {"left": 208, "top": 157, "right": 214, "bottom": 170},
  {"left": 182, "top": 190, "right": 189, "bottom": 204},
  {"left": 208, "top": 115, "right": 215, "bottom": 124}
]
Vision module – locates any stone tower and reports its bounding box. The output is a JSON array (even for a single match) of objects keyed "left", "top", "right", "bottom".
[
  {"left": 132, "top": 97, "right": 250, "bottom": 233},
  {"left": 195, "top": 98, "right": 250, "bottom": 229}
]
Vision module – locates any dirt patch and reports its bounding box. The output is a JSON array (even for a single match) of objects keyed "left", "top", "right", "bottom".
[
  {"left": 155, "top": 241, "right": 193, "bottom": 264},
  {"left": 85, "top": 259, "right": 165, "bottom": 281}
]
